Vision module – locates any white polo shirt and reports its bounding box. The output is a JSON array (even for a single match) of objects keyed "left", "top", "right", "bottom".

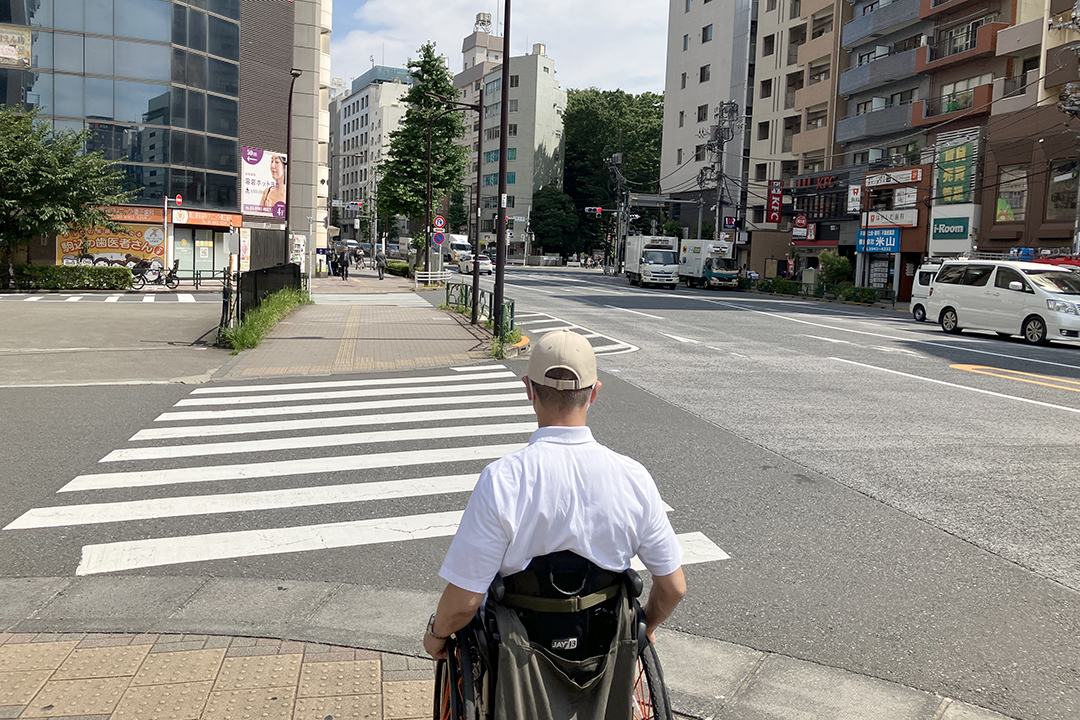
[{"left": 439, "top": 426, "right": 684, "bottom": 595}]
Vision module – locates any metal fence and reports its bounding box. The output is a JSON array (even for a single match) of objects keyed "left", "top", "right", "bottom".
[
  {"left": 238, "top": 263, "right": 302, "bottom": 321},
  {"left": 445, "top": 282, "right": 516, "bottom": 337}
]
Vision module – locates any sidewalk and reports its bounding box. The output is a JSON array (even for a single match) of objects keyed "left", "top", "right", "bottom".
[{"left": 1, "top": 268, "right": 1020, "bottom": 720}]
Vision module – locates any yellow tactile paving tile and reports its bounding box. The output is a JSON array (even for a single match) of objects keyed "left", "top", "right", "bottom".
[
  {"left": 202, "top": 685, "right": 296, "bottom": 720},
  {"left": 212, "top": 653, "right": 302, "bottom": 691},
  {"left": 381, "top": 680, "right": 434, "bottom": 720},
  {"left": 112, "top": 679, "right": 214, "bottom": 720},
  {"left": 20, "top": 676, "right": 130, "bottom": 717},
  {"left": 292, "top": 693, "right": 382, "bottom": 720},
  {"left": 0, "top": 669, "right": 51, "bottom": 705},
  {"left": 53, "top": 644, "right": 151, "bottom": 680},
  {"left": 298, "top": 659, "right": 380, "bottom": 698},
  {"left": 131, "top": 648, "right": 227, "bottom": 686},
  {"left": 0, "top": 642, "right": 78, "bottom": 673}
]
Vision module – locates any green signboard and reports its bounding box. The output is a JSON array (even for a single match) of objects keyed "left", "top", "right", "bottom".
[
  {"left": 932, "top": 217, "right": 969, "bottom": 240},
  {"left": 937, "top": 142, "right": 974, "bottom": 204}
]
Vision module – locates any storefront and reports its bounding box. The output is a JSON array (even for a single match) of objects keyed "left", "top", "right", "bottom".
[
  {"left": 855, "top": 166, "right": 931, "bottom": 300},
  {"left": 169, "top": 209, "right": 243, "bottom": 277},
  {"left": 790, "top": 170, "right": 858, "bottom": 271}
]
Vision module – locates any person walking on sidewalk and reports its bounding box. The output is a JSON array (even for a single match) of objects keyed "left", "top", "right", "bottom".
[
  {"left": 339, "top": 249, "right": 350, "bottom": 281},
  {"left": 375, "top": 250, "right": 387, "bottom": 280}
]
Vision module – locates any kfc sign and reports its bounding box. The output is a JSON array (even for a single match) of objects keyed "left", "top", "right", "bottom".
[{"left": 767, "top": 180, "right": 784, "bottom": 223}]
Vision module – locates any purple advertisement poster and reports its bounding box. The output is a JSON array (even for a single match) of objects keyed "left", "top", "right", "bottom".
[{"left": 241, "top": 146, "right": 287, "bottom": 218}]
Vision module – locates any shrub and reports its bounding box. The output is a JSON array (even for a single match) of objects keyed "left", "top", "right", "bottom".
[
  {"left": 387, "top": 260, "right": 409, "bottom": 277},
  {"left": 757, "top": 278, "right": 775, "bottom": 292},
  {"left": 218, "top": 287, "right": 311, "bottom": 352},
  {"left": 855, "top": 287, "right": 880, "bottom": 304},
  {"left": 838, "top": 286, "right": 856, "bottom": 301},
  {"left": 8, "top": 264, "right": 133, "bottom": 291}
]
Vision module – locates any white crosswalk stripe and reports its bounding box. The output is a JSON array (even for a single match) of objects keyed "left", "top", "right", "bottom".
[
  {"left": 5, "top": 365, "right": 725, "bottom": 576},
  {"left": 517, "top": 312, "right": 638, "bottom": 356}
]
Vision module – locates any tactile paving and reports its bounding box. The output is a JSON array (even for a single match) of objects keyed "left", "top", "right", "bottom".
[
  {"left": 0, "top": 670, "right": 51, "bottom": 705},
  {"left": 212, "top": 654, "right": 302, "bottom": 691},
  {"left": 293, "top": 693, "right": 382, "bottom": 719},
  {"left": 53, "top": 644, "right": 151, "bottom": 680},
  {"left": 112, "top": 680, "right": 214, "bottom": 720},
  {"left": 132, "top": 648, "right": 226, "bottom": 686},
  {"left": 20, "top": 676, "right": 130, "bottom": 717},
  {"left": 298, "top": 659, "right": 380, "bottom": 697},
  {"left": 0, "top": 642, "right": 77, "bottom": 673},
  {"left": 381, "top": 680, "right": 434, "bottom": 720},
  {"left": 202, "top": 686, "right": 296, "bottom": 720}
]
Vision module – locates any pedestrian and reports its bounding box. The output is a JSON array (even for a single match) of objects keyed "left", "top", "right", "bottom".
[
  {"left": 356, "top": 246, "right": 365, "bottom": 271},
  {"left": 339, "top": 249, "right": 349, "bottom": 280},
  {"left": 328, "top": 252, "right": 337, "bottom": 278},
  {"left": 376, "top": 249, "right": 387, "bottom": 280}
]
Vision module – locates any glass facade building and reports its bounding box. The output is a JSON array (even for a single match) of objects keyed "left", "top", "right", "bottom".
[{"left": 1, "top": 0, "right": 240, "bottom": 211}]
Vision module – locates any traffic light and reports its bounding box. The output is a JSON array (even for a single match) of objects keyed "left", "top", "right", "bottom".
[{"left": 585, "top": 207, "right": 603, "bottom": 218}]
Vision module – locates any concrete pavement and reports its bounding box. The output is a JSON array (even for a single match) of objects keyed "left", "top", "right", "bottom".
[{"left": 0, "top": 266, "right": 1019, "bottom": 720}]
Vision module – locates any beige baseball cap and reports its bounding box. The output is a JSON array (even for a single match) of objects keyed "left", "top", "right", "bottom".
[{"left": 526, "top": 330, "right": 597, "bottom": 390}]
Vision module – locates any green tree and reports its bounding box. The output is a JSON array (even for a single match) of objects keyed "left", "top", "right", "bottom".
[
  {"left": 0, "top": 107, "right": 134, "bottom": 264},
  {"left": 377, "top": 42, "right": 467, "bottom": 268},
  {"left": 818, "top": 248, "right": 853, "bottom": 285},
  {"left": 563, "top": 89, "right": 664, "bottom": 249},
  {"left": 447, "top": 186, "right": 468, "bottom": 233},
  {"left": 530, "top": 185, "right": 580, "bottom": 257}
]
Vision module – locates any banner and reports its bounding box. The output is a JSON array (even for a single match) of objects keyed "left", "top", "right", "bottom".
[
  {"left": 0, "top": 24, "right": 31, "bottom": 69},
  {"left": 857, "top": 228, "right": 900, "bottom": 253},
  {"left": 56, "top": 225, "right": 166, "bottom": 267},
  {"left": 937, "top": 142, "right": 974, "bottom": 204},
  {"left": 241, "top": 147, "right": 287, "bottom": 218},
  {"left": 767, "top": 181, "right": 783, "bottom": 223}
]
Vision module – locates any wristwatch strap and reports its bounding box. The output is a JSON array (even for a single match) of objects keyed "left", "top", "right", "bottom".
[{"left": 426, "top": 613, "right": 449, "bottom": 641}]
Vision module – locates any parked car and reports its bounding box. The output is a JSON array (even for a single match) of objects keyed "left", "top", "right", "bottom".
[
  {"left": 459, "top": 254, "right": 493, "bottom": 275},
  {"left": 925, "top": 259, "right": 1080, "bottom": 344},
  {"left": 910, "top": 261, "right": 941, "bottom": 322}
]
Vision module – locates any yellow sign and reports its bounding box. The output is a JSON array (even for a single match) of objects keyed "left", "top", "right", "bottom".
[
  {"left": 56, "top": 224, "right": 167, "bottom": 268},
  {"left": 0, "top": 24, "right": 31, "bottom": 70}
]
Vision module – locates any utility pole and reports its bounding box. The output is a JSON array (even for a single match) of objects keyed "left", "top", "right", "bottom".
[{"left": 698, "top": 101, "right": 740, "bottom": 241}]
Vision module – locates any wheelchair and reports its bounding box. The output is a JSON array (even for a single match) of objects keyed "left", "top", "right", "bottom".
[{"left": 434, "top": 552, "right": 673, "bottom": 720}]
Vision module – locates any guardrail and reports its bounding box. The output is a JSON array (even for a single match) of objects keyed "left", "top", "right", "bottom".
[
  {"left": 446, "top": 281, "right": 515, "bottom": 337},
  {"left": 414, "top": 270, "right": 453, "bottom": 290}
]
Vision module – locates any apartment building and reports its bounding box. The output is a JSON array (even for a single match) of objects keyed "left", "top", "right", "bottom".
[
  {"left": 659, "top": 0, "right": 755, "bottom": 258},
  {"left": 475, "top": 45, "right": 566, "bottom": 256},
  {"left": 329, "top": 66, "right": 410, "bottom": 244}
]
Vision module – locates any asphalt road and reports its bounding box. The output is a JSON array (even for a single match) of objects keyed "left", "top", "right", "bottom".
[{"left": 2, "top": 270, "right": 1078, "bottom": 719}]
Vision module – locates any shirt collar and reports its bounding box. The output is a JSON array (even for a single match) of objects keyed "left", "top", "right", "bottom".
[{"left": 529, "top": 426, "right": 595, "bottom": 445}]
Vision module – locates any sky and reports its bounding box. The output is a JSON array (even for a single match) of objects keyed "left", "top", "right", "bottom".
[{"left": 329, "top": 0, "right": 670, "bottom": 95}]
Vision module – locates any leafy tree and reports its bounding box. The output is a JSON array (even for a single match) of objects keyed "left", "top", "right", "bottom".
[
  {"left": 818, "top": 248, "right": 853, "bottom": 285},
  {"left": 377, "top": 42, "right": 467, "bottom": 268},
  {"left": 530, "top": 185, "right": 580, "bottom": 256},
  {"left": 447, "top": 186, "right": 468, "bottom": 233},
  {"left": 660, "top": 220, "right": 683, "bottom": 238},
  {"left": 563, "top": 89, "right": 664, "bottom": 249},
  {"left": 0, "top": 107, "right": 133, "bottom": 264}
]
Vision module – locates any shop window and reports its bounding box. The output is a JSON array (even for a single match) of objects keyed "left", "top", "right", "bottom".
[
  {"left": 995, "top": 165, "right": 1027, "bottom": 222},
  {"left": 1046, "top": 160, "right": 1078, "bottom": 221}
]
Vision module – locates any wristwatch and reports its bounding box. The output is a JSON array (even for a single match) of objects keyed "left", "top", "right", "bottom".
[{"left": 427, "top": 613, "right": 450, "bottom": 641}]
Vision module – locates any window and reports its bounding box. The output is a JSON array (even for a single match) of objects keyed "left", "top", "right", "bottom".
[
  {"left": 753, "top": 206, "right": 765, "bottom": 223},
  {"left": 677, "top": 149, "right": 683, "bottom": 164},
  {"left": 508, "top": 124, "right": 518, "bottom": 137},
  {"left": 507, "top": 172, "right": 516, "bottom": 184},
  {"left": 509, "top": 75, "right": 519, "bottom": 87},
  {"left": 1046, "top": 160, "right": 1078, "bottom": 221},
  {"left": 681, "top": 72, "right": 687, "bottom": 89},
  {"left": 888, "top": 89, "right": 915, "bottom": 106},
  {"left": 760, "top": 79, "right": 773, "bottom": 98},
  {"left": 995, "top": 267, "right": 1029, "bottom": 291},
  {"left": 893, "top": 35, "right": 920, "bottom": 54},
  {"left": 685, "top": 0, "right": 691, "bottom": 11},
  {"left": 856, "top": 100, "right": 873, "bottom": 115},
  {"left": 683, "top": 34, "right": 689, "bottom": 51},
  {"left": 852, "top": 151, "right": 869, "bottom": 164},
  {"left": 702, "top": 24, "right": 713, "bottom": 42},
  {"left": 697, "top": 104, "right": 709, "bottom": 121},
  {"left": 762, "top": 35, "right": 775, "bottom": 56},
  {"left": 755, "top": 163, "right": 768, "bottom": 181},
  {"left": 757, "top": 121, "right": 770, "bottom": 140},
  {"left": 695, "top": 144, "right": 707, "bottom": 161},
  {"left": 486, "top": 78, "right": 502, "bottom": 95},
  {"left": 961, "top": 266, "right": 994, "bottom": 287},
  {"left": 700, "top": 64, "right": 711, "bottom": 82},
  {"left": 508, "top": 99, "right": 518, "bottom": 112},
  {"left": 543, "top": 66, "right": 550, "bottom": 73},
  {"left": 678, "top": 111, "right": 685, "bottom": 127},
  {"left": 767, "top": 0, "right": 777, "bottom": 9},
  {"left": 483, "top": 173, "right": 498, "bottom": 186},
  {"left": 508, "top": 148, "right": 516, "bottom": 161},
  {"left": 934, "top": 264, "right": 966, "bottom": 284}
]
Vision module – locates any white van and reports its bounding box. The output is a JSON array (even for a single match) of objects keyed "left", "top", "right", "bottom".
[
  {"left": 926, "top": 260, "right": 1080, "bottom": 344},
  {"left": 910, "top": 261, "right": 941, "bottom": 322}
]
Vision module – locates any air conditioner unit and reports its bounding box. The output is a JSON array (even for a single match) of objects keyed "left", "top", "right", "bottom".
[
  {"left": 922, "top": 35, "right": 934, "bottom": 46},
  {"left": 867, "top": 148, "right": 885, "bottom": 162}
]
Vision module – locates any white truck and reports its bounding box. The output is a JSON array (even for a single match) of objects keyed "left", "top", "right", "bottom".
[
  {"left": 624, "top": 235, "right": 680, "bottom": 288},
  {"left": 679, "top": 237, "right": 739, "bottom": 289}
]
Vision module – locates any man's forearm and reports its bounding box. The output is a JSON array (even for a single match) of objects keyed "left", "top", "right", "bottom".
[
  {"left": 432, "top": 582, "right": 485, "bottom": 637},
  {"left": 642, "top": 567, "right": 687, "bottom": 638}
]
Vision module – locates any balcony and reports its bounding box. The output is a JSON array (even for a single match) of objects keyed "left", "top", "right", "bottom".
[
  {"left": 991, "top": 70, "right": 1037, "bottom": 115},
  {"left": 838, "top": 47, "right": 916, "bottom": 96},
  {"left": 842, "top": 0, "right": 920, "bottom": 49},
  {"left": 920, "top": 0, "right": 981, "bottom": 19},
  {"left": 796, "top": 76, "right": 834, "bottom": 108},
  {"left": 785, "top": 88, "right": 798, "bottom": 109},
  {"left": 911, "top": 82, "right": 991, "bottom": 126},
  {"left": 801, "top": 0, "right": 835, "bottom": 18},
  {"left": 835, "top": 102, "right": 913, "bottom": 142},
  {"left": 915, "top": 23, "right": 1007, "bottom": 72},
  {"left": 799, "top": 30, "right": 836, "bottom": 65},
  {"left": 782, "top": 133, "right": 797, "bottom": 152},
  {"left": 792, "top": 124, "right": 830, "bottom": 155}
]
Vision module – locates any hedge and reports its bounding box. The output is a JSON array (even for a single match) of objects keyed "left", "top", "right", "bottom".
[
  {"left": 6, "top": 265, "right": 133, "bottom": 291},
  {"left": 387, "top": 260, "right": 409, "bottom": 277}
]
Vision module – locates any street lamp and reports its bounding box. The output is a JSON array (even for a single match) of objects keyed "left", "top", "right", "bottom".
[{"left": 285, "top": 68, "right": 303, "bottom": 271}]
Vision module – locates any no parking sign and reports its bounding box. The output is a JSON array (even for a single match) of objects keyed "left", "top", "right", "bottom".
[{"left": 433, "top": 232, "right": 445, "bottom": 245}]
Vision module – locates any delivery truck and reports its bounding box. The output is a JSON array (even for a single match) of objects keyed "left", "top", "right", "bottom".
[
  {"left": 624, "top": 235, "right": 680, "bottom": 288},
  {"left": 679, "top": 237, "right": 739, "bottom": 289}
]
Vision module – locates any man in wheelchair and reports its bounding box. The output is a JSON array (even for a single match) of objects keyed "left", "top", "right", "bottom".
[{"left": 423, "top": 330, "right": 687, "bottom": 718}]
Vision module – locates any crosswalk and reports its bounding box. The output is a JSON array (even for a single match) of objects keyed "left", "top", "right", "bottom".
[
  {"left": 5, "top": 364, "right": 725, "bottom": 576},
  {"left": 1, "top": 293, "right": 214, "bottom": 303},
  {"left": 515, "top": 312, "right": 639, "bottom": 356}
]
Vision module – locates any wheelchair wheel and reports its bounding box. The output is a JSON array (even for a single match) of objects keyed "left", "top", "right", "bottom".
[
  {"left": 633, "top": 642, "right": 673, "bottom": 720},
  {"left": 434, "top": 637, "right": 481, "bottom": 720}
]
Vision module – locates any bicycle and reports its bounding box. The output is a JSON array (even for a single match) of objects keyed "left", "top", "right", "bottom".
[
  {"left": 132, "top": 260, "right": 180, "bottom": 290},
  {"left": 434, "top": 553, "right": 673, "bottom": 720}
]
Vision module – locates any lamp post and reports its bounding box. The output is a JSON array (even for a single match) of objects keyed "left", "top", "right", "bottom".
[
  {"left": 285, "top": 68, "right": 303, "bottom": 270},
  {"left": 493, "top": 0, "right": 512, "bottom": 338}
]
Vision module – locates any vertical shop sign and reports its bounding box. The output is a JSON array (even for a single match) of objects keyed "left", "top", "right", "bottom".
[{"left": 937, "top": 142, "right": 974, "bottom": 204}]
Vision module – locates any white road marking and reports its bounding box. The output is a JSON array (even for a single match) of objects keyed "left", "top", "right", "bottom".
[
  {"left": 631, "top": 532, "right": 730, "bottom": 572},
  {"left": 24, "top": 296, "right": 43, "bottom": 302},
  {"left": 590, "top": 344, "right": 636, "bottom": 354},
  {"left": 802, "top": 335, "right": 851, "bottom": 344},
  {"left": 177, "top": 294, "right": 196, "bottom": 303},
  {"left": 104, "top": 421, "right": 537, "bottom": 462},
  {"left": 132, "top": 404, "right": 535, "bottom": 441},
  {"left": 524, "top": 326, "right": 575, "bottom": 333},
  {"left": 191, "top": 370, "right": 516, "bottom": 394},
  {"left": 64, "top": 296, "right": 82, "bottom": 302},
  {"left": 142, "top": 294, "right": 155, "bottom": 303},
  {"left": 104, "top": 295, "right": 120, "bottom": 302},
  {"left": 872, "top": 346, "right": 922, "bottom": 356},
  {"left": 61, "top": 442, "right": 527, "bottom": 492},
  {"left": 156, "top": 391, "right": 528, "bottom": 422},
  {"left": 604, "top": 305, "right": 664, "bottom": 320},
  {"left": 7, "top": 474, "right": 482, "bottom": 530},
  {"left": 174, "top": 380, "right": 523, "bottom": 407},
  {"left": 831, "top": 357, "right": 1080, "bottom": 416},
  {"left": 659, "top": 332, "right": 700, "bottom": 344},
  {"left": 451, "top": 364, "right": 507, "bottom": 372}
]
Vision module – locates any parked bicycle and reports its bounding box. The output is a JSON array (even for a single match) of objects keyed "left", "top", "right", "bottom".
[{"left": 132, "top": 259, "right": 180, "bottom": 290}]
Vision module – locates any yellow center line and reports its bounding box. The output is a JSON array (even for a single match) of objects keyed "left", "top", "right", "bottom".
[{"left": 951, "top": 364, "right": 1080, "bottom": 393}]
